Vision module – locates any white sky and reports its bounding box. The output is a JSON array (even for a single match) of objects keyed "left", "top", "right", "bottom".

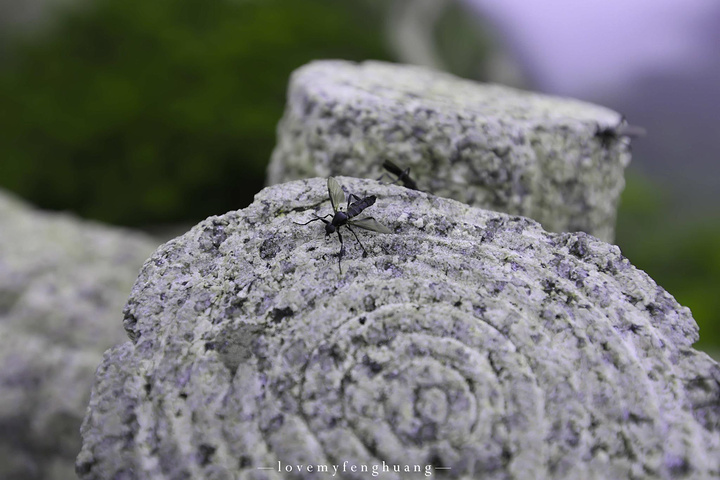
[{"left": 464, "top": 0, "right": 718, "bottom": 96}]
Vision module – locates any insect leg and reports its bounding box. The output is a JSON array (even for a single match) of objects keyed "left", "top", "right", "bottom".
[
  {"left": 336, "top": 229, "right": 345, "bottom": 274},
  {"left": 346, "top": 225, "right": 368, "bottom": 257},
  {"left": 376, "top": 173, "right": 401, "bottom": 186},
  {"left": 376, "top": 172, "right": 399, "bottom": 184},
  {"left": 293, "top": 213, "right": 332, "bottom": 226}
]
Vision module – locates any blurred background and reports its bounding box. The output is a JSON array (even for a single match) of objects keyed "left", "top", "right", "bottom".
[{"left": 0, "top": 0, "right": 717, "bottom": 357}]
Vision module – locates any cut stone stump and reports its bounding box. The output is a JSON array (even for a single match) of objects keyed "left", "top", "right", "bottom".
[
  {"left": 77, "top": 178, "right": 719, "bottom": 480},
  {"left": 0, "top": 190, "right": 158, "bottom": 480},
  {"left": 268, "top": 60, "right": 633, "bottom": 242}
]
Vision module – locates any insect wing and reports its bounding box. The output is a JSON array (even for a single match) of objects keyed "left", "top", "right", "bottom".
[
  {"left": 619, "top": 124, "right": 646, "bottom": 138},
  {"left": 327, "top": 177, "right": 346, "bottom": 213},
  {"left": 349, "top": 217, "right": 392, "bottom": 234}
]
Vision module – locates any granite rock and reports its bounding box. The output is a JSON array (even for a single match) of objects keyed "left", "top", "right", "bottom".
[
  {"left": 77, "top": 177, "right": 719, "bottom": 479},
  {"left": 268, "top": 60, "right": 633, "bottom": 242},
  {"left": 0, "top": 190, "right": 158, "bottom": 480}
]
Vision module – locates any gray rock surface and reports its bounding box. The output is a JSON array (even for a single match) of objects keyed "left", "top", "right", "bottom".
[
  {"left": 0, "top": 190, "right": 158, "bottom": 480},
  {"left": 77, "top": 177, "right": 719, "bottom": 479},
  {"left": 268, "top": 60, "right": 632, "bottom": 242}
]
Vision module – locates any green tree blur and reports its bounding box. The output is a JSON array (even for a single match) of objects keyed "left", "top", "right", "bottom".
[
  {"left": 616, "top": 173, "right": 720, "bottom": 358},
  {"left": 0, "top": 0, "right": 392, "bottom": 226}
]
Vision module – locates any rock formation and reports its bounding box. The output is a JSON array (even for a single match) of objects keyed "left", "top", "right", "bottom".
[
  {"left": 77, "top": 178, "right": 719, "bottom": 479},
  {"left": 0, "top": 190, "right": 157, "bottom": 480},
  {"left": 268, "top": 60, "right": 633, "bottom": 242}
]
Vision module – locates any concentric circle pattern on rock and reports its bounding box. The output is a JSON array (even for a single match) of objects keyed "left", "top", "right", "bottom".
[
  {"left": 77, "top": 178, "right": 720, "bottom": 479},
  {"left": 268, "top": 60, "right": 632, "bottom": 242}
]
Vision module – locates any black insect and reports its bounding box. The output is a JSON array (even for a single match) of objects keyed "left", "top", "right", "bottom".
[
  {"left": 595, "top": 117, "right": 646, "bottom": 148},
  {"left": 295, "top": 177, "right": 391, "bottom": 273},
  {"left": 378, "top": 159, "right": 419, "bottom": 190}
]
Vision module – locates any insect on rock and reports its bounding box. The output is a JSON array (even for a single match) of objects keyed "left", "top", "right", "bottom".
[
  {"left": 377, "top": 159, "right": 419, "bottom": 190},
  {"left": 295, "top": 177, "right": 392, "bottom": 273},
  {"left": 595, "top": 117, "right": 646, "bottom": 148}
]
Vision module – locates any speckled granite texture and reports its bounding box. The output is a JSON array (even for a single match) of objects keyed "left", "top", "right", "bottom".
[
  {"left": 0, "top": 190, "right": 157, "bottom": 480},
  {"left": 268, "top": 60, "right": 633, "bottom": 242},
  {"left": 77, "top": 178, "right": 719, "bottom": 479}
]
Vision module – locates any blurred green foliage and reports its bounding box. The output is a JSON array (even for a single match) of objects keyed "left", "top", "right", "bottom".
[
  {"left": 0, "top": 0, "right": 392, "bottom": 226},
  {"left": 432, "top": 1, "right": 495, "bottom": 81},
  {"left": 616, "top": 172, "right": 720, "bottom": 357}
]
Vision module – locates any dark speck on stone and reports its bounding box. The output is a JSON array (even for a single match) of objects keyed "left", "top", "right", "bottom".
[
  {"left": 271, "top": 307, "right": 294, "bottom": 323},
  {"left": 197, "top": 444, "right": 216, "bottom": 466},
  {"left": 569, "top": 236, "right": 589, "bottom": 258},
  {"left": 198, "top": 221, "right": 228, "bottom": 251},
  {"left": 259, "top": 238, "right": 279, "bottom": 260}
]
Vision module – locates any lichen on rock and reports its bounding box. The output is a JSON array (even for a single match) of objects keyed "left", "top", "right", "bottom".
[
  {"left": 76, "top": 177, "right": 719, "bottom": 479},
  {"left": 268, "top": 60, "right": 633, "bottom": 242}
]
